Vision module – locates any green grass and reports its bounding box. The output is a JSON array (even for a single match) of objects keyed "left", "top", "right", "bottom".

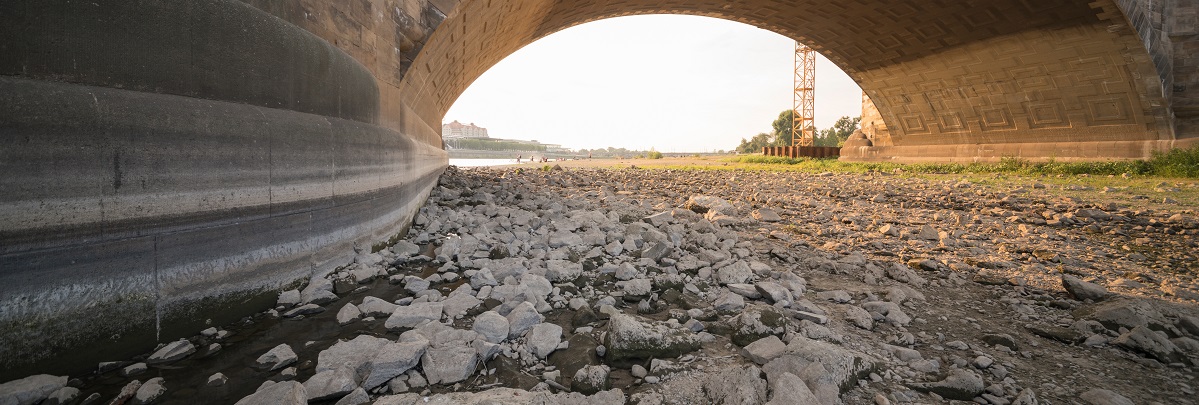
[{"left": 721, "top": 146, "right": 1199, "bottom": 178}]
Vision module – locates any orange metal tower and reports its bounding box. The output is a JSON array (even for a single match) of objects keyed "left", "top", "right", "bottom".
[{"left": 792, "top": 42, "right": 815, "bottom": 147}]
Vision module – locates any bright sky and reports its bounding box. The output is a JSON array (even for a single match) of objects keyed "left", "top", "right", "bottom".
[{"left": 444, "top": 15, "right": 863, "bottom": 153}]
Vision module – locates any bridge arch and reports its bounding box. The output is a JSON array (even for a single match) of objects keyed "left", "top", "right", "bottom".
[{"left": 399, "top": 0, "right": 1186, "bottom": 161}]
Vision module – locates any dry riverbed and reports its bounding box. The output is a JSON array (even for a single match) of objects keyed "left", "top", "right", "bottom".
[{"left": 3, "top": 164, "right": 1198, "bottom": 405}]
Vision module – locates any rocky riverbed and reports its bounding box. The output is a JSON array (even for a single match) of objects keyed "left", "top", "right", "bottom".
[{"left": 3, "top": 166, "right": 1199, "bottom": 405}]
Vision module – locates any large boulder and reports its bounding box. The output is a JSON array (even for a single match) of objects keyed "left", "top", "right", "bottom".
[
  {"left": 506, "top": 302, "right": 544, "bottom": 339},
  {"left": 906, "top": 368, "right": 984, "bottom": 401},
  {"left": 700, "top": 365, "right": 769, "bottom": 405},
  {"left": 472, "top": 311, "right": 510, "bottom": 343},
  {"left": 685, "top": 195, "right": 735, "bottom": 215},
  {"left": 147, "top": 339, "right": 196, "bottom": 364},
  {"left": 767, "top": 335, "right": 878, "bottom": 394},
  {"left": 0, "top": 374, "right": 67, "bottom": 405},
  {"left": 571, "top": 365, "right": 610, "bottom": 395},
  {"left": 303, "top": 367, "right": 357, "bottom": 402},
  {"left": 729, "top": 305, "right": 791, "bottom": 346},
  {"left": 1113, "top": 325, "right": 1188, "bottom": 365},
  {"left": 526, "top": 323, "right": 563, "bottom": 359},
  {"left": 421, "top": 346, "right": 478, "bottom": 385},
  {"left": 1062, "top": 275, "right": 1110, "bottom": 301},
  {"left": 385, "top": 302, "right": 444, "bottom": 329},
  {"left": 604, "top": 313, "right": 701, "bottom": 366},
  {"left": 316, "top": 335, "right": 427, "bottom": 389},
  {"left": 255, "top": 344, "right": 298, "bottom": 371},
  {"left": 233, "top": 381, "right": 307, "bottom": 405}
]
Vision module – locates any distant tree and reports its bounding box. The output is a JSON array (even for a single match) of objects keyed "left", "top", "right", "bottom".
[
  {"left": 815, "top": 116, "right": 861, "bottom": 147},
  {"left": 772, "top": 110, "right": 794, "bottom": 146},
  {"left": 736, "top": 132, "right": 775, "bottom": 153}
]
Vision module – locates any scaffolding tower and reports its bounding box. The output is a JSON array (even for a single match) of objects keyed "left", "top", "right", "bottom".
[{"left": 792, "top": 42, "right": 815, "bottom": 147}]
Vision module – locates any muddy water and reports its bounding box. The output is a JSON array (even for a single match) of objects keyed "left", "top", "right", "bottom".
[{"left": 65, "top": 253, "right": 619, "bottom": 404}]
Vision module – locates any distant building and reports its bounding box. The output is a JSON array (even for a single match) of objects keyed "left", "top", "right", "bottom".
[{"left": 442, "top": 120, "right": 489, "bottom": 139}]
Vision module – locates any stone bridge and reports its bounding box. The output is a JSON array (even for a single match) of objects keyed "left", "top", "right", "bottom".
[{"left": 0, "top": 0, "right": 1195, "bottom": 377}]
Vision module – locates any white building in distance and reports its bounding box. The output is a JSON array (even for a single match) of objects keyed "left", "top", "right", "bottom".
[{"left": 442, "top": 120, "right": 489, "bottom": 138}]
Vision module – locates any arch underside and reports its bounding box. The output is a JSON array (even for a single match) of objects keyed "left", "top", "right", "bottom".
[{"left": 403, "top": 0, "right": 1190, "bottom": 161}]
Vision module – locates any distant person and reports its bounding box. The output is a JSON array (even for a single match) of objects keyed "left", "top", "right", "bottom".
[
  {"left": 588, "top": 152, "right": 592, "bottom": 159},
  {"left": 516, "top": 155, "right": 521, "bottom": 163}
]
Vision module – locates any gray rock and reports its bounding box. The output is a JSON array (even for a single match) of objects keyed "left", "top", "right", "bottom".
[
  {"left": 1178, "top": 315, "right": 1199, "bottom": 337},
  {"left": 527, "top": 323, "right": 563, "bottom": 359},
  {"left": 843, "top": 305, "right": 874, "bottom": 330},
  {"left": 685, "top": 195, "right": 735, "bottom": 215},
  {"left": 571, "top": 365, "right": 611, "bottom": 395},
  {"left": 121, "top": 362, "right": 147, "bottom": 377},
  {"left": 917, "top": 225, "right": 940, "bottom": 241},
  {"left": 907, "top": 368, "right": 984, "bottom": 401},
  {"left": 714, "top": 293, "right": 746, "bottom": 313},
  {"left": 255, "top": 344, "right": 298, "bottom": 371},
  {"left": 605, "top": 313, "right": 701, "bottom": 365},
  {"left": 726, "top": 284, "right": 762, "bottom": 299},
  {"left": 729, "top": 305, "right": 790, "bottom": 346},
  {"left": 403, "top": 276, "right": 431, "bottom": 294},
  {"left": 1062, "top": 275, "right": 1110, "bottom": 302},
  {"left": 716, "top": 261, "right": 753, "bottom": 285},
  {"left": 333, "top": 387, "right": 369, "bottom": 405},
  {"left": 755, "top": 282, "right": 792, "bottom": 304},
  {"left": 110, "top": 380, "right": 142, "bottom": 405},
  {"left": 470, "top": 269, "right": 498, "bottom": 289},
  {"left": 1112, "top": 325, "right": 1186, "bottom": 364},
  {"left": 765, "top": 372, "right": 820, "bottom": 405},
  {"left": 358, "top": 296, "right": 400, "bottom": 317},
  {"left": 644, "top": 211, "right": 674, "bottom": 226},
  {"left": 441, "top": 293, "right": 482, "bottom": 318},
  {"left": 1079, "top": 389, "right": 1135, "bottom": 405},
  {"left": 1012, "top": 389, "right": 1038, "bottom": 405},
  {"left": 861, "top": 301, "right": 911, "bottom": 326},
  {"left": 277, "top": 289, "right": 302, "bottom": 307},
  {"left": 206, "top": 373, "right": 227, "bottom": 387},
  {"left": 233, "top": 381, "right": 307, "bottom": 405},
  {"left": 0, "top": 374, "right": 67, "bottom": 405},
  {"left": 792, "top": 310, "right": 829, "bottom": 325},
  {"left": 506, "top": 302, "right": 544, "bottom": 339},
  {"left": 391, "top": 240, "right": 420, "bottom": 257},
  {"left": 317, "top": 335, "right": 389, "bottom": 375},
  {"left": 772, "top": 336, "right": 877, "bottom": 393},
  {"left": 421, "top": 346, "right": 478, "bottom": 385},
  {"left": 703, "top": 365, "right": 769, "bottom": 404},
  {"left": 617, "top": 278, "right": 653, "bottom": 298},
  {"left": 816, "top": 290, "right": 852, "bottom": 303},
  {"left": 283, "top": 303, "right": 325, "bottom": 318},
  {"left": 301, "top": 278, "right": 339, "bottom": 305},
  {"left": 304, "top": 367, "right": 357, "bottom": 402},
  {"left": 741, "top": 335, "right": 786, "bottom": 365},
  {"left": 546, "top": 260, "right": 583, "bottom": 282},
  {"left": 641, "top": 242, "right": 672, "bottom": 262},
  {"left": 631, "top": 365, "right": 648, "bottom": 378},
  {"left": 362, "top": 340, "right": 428, "bottom": 389},
  {"left": 336, "top": 303, "right": 362, "bottom": 325},
  {"left": 385, "top": 302, "right": 444, "bottom": 329},
  {"left": 473, "top": 311, "right": 510, "bottom": 343},
  {"left": 981, "top": 333, "right": 1019, "bottom": 351},
  {"left": 131, "top": 377, "right": 166, "bottom": 405},
  {"left": 147, "top": 339, "right": 196, "bottom": 364},
  {"left": 752, "top": 208, "right": 783, "bottom": 222},
  {"left": 39, "top": 387, "right": 79, "bottom": 405}
]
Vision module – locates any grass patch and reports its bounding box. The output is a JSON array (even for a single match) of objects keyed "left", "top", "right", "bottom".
[{"left": 723, "top": 146, "right": 1199, "bottom": 178}]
